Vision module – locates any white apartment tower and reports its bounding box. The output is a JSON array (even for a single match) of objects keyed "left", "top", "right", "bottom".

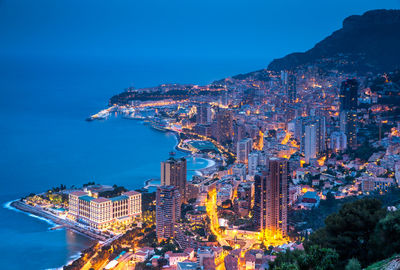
[{"left": 304, "top": 124, "right": 317, "bottom": 163}]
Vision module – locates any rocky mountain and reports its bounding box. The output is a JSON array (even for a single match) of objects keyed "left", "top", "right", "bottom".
[{"left": 267, "top": 9, "right": 400, "bottom": 74}]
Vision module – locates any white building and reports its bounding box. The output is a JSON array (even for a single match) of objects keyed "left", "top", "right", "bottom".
[
  {"left": 196, "top": 104, "right": 212, "bottom": 124},
  {"left": 237, "top": 138, "right": 253, "bottom": 164},
  {"left": 248, "top": 151, "right": 260, "bottom": 176},
  {"left": 304, "top": 124, "right": 317, "bottom": 164},
  {"left": 330, "top": 131, "right": 347, "bottom": 152}
]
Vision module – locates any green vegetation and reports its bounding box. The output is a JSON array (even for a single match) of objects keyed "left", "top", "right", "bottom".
[
  {"left": 345, "top": 258, "right": 361, "bottom": 270},
  {"left": 181, "top": 203, "right": 194, "bottom": 220},
  {"left": 282, "top": 195, "right": 400, "bottom": 269},
  {"left": 353, "top": 140, "right": 385, "bottom": 161},
  {"left": 290, "top": 188, "right": 400, "bottom": 232},
  {"left": 99, "top": 185, "right": 128, "bottom": 198},
  {"left": 155, "top": 239, "right": 182, "bottom": 255},
  {"left": 208, "top": 234, "right": 217, "bottom": 242},
  {"left": 83, "top": 181, "right": 96, "bottom": 187},
  {"left": 49, "top": 184, "right": 67, "bottom": 192},
  {"left": 308, "top": 198, "right": 385, "bottom": 267},
  {"left": 270, "top": 246, "right": 338, "bottom": 270}
]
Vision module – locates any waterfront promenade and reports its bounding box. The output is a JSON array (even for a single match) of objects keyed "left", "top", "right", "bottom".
[{"left": 11, "top": 201, "right": 108, "bottom": 241}]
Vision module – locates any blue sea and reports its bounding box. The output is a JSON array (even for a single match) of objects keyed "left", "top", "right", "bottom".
[
  {"left": 2, "top": 0, "right": 400, "bottom": 268},
  {"left": 0, "top": 55, "right": 267, "bottom": 269}
]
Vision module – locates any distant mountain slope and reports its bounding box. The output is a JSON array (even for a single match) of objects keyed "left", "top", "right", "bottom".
[{"left": 267, "top": 9, "right": 400, "bottom": 74}]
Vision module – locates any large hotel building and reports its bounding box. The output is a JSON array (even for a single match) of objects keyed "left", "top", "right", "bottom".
[{"left": 68, "top": 190, "right": 141, "bottom": 230}]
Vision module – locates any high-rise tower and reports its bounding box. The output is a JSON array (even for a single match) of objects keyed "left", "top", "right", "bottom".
[
  {"left": 196, "top": 104, "right": 212, "bottom": 125},
  {"left": 287, "top": 74, "right": 297, "bottom": 103},
  {"left": 236, "top": 138, "right": 253, "bottom": 164},
  {"left": 214, "top": 109, "right": 233, "bottom": 144},
  {"left": 304, "top": 124, "right": 317, "bottom": 164},
  {"left": 339, "top": 79, "right": 358, "bottom": 111},
  {"left": 161, "top": 158, "right": 187, "bottom": 201},
  {"left": 156, "top": 186, "right": 181, "bottom": 241},
  {"left": 253, "top": 158, "right": 288, "bottom": 236}
]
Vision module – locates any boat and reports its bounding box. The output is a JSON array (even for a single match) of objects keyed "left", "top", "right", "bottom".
[{"left": 169, "top": 151, "right": 176, "bottom": 156}]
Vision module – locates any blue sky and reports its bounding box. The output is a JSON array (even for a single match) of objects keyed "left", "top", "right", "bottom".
[{"left": 1, "top": 0, "right": 399, "bottom": 67}]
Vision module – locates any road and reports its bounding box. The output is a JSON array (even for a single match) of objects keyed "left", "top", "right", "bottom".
[
  {"left": 206, "top": 189, "right": 229, "bottom": 247},
  {"left": 206, "top": 188, "right": 287, "bottom": 251},
  {"left": 113, "top": 253, "right": 134, "bottom": 270}
]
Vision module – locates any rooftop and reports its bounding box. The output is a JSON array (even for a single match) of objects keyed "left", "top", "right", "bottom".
[
  {"left": 79, "top": 195, "right": 95, "bottom": 202},
  {"left": 70, "top": 191, "right": 88, "bottom": 196},
  {"left": 303, "top": 191, "right": 319, "bottom": 200},
  {"left": 110, "top": 195, "right": 129, "bottom": 202},
  {"left": 123, "top": 190, "right": 141, "bottom": 196},
  {"left": 177, "top": 262, "right": 199, "bottom": 270},
  {"left": 92, "top": 197, "right": 110, "bottom": 203}
]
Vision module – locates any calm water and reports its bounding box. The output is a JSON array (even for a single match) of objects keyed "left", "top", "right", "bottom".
[
  {"left": 2, "top": 1, "right": 400, "bottom": 268},
  {"left": 0, "top": 57, "right": 232, "bottom": 269}
]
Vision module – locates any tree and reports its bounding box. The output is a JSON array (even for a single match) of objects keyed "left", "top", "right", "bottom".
[
  {"left": 274, "top": 263, "right": 299, "bottom": 270},
  {"left": 308, "top": 198, "right": 386, "bottom": 267},
  {"left": 270, "top": 246, "right": 338, "bottom": 270},
  {"left": 345, "top": 258, "right": 361, "bottom": 270},
  {"left": 270, "top": 249, "right": 304, "bottom": 269},
  {"left": 370, "top": 209, "right": 400, "bottom": 260},
  {"left": 303, "top": 245, "right": 338, "bottom": 270},
  {"left": 222, "top": 245, "right": 233, "bottom": 251},
  {"left": 208, "top": 234, "right": 217, "bottom": 242},
  {"left": 325, "top": 192, "right": 335, "bottom": 207}
]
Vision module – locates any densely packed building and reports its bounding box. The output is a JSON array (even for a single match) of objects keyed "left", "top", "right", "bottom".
[{"left": 103, "top": 60, "right": 400, "bottom": 269}]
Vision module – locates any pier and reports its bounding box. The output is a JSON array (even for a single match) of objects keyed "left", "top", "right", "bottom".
[{"left": 143, "top": 178, "right": 160, "bottom": 189}]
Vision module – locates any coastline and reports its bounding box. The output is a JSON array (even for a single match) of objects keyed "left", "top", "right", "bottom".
[
  {"left": 141, "top": 126, "right": 216, "bottom": 189},
  {"left": 171, "top": 130, "right": 218, "bottom": 175},
  {"left": 5, "top": 116, "right": 219, "bottom": 269},
  {"left": 171, "top": 130, "right": 192, "bottom": 154},
  {"left": 9, "top": 200, "right": 107, "bottom": 242},
  {"left": 195, "top": 158, "right": 217, "bottom": 176}
]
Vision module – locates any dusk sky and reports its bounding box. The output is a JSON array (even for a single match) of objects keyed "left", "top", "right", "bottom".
[
  {"left": 1, "top": 0, "right": 400, "bottom": 65},
  {"left": 1, "top": 2, "right": 400, "bottom": 269}
]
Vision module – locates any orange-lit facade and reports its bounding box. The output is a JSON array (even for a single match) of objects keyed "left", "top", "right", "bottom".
[{"left": 254, "top": 158, "right": 288, "bottom": 236}]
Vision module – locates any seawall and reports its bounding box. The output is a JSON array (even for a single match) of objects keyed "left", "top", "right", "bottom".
[{"left": 11, "top": 201, "right": 107, "bottom": 241}]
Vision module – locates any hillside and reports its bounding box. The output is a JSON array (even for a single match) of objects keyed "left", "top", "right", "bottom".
[{"left": 267, "top": 9, "right": 400, "bottom": 74}]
